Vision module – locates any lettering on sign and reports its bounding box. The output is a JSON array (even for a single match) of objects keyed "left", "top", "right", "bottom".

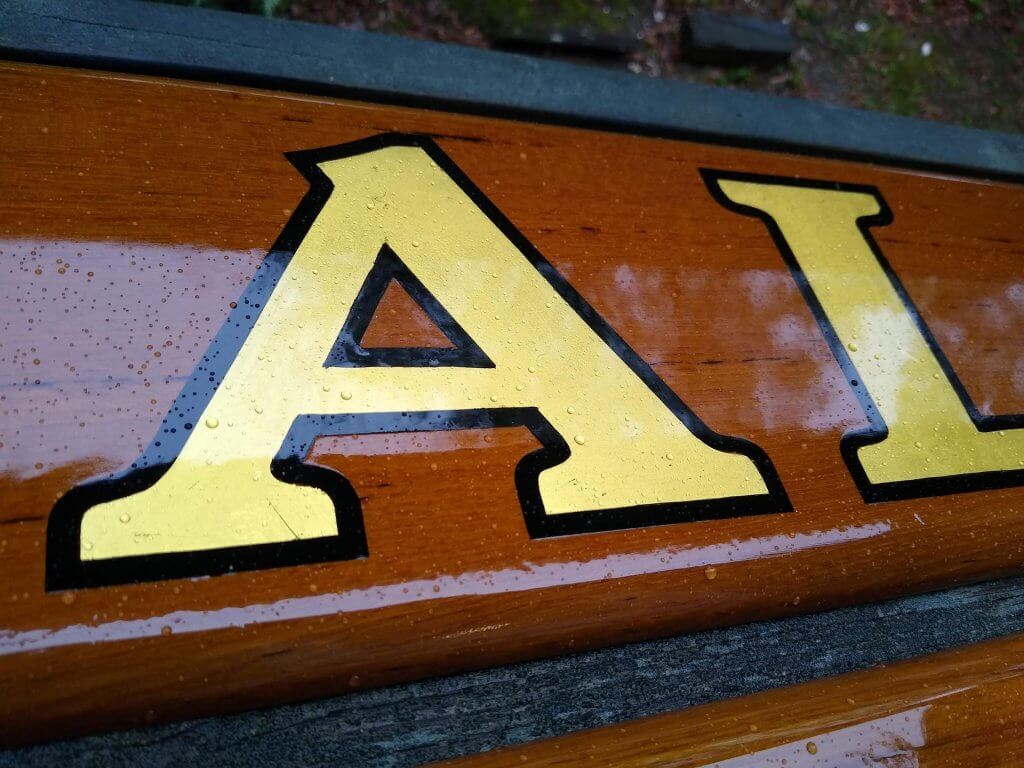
[
  {"left": 702, "top": 171, "right": 1024, "bottom": 501},
  {"left": 46, "top": 136, "right": 1024, "bottom": 590},
  {"left": 46, "top": 134, "right": 789, "bottom": 589}
]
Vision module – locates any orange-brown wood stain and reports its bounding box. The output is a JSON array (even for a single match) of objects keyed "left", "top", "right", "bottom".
[{"left": 1, "top": 61, "right": 1023, "bottom": 744}]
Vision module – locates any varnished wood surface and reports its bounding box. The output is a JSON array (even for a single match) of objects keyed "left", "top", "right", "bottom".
[
  {"left": 1, "top": 60, "right": 1024, "bottom": 743},
  {"left": 5, "top": 575, "right": 1024, "bottom": 767},
  {"left": 434, "top": 631, "right": 1024, "bottom": 767}
]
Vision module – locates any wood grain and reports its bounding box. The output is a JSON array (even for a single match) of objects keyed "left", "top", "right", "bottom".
[
  {"left": 1, "top": 60, "right": 1023, "bottom": 744},
  {"left": 434, "top": 631, "right": 1024, "bottom": 767},
  {"left": 5, "top": 575, "right": 1024, "bottom": 767}
]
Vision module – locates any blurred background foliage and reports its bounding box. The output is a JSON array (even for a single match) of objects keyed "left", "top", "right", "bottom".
[{"left": 150, "top": 0, "right": 1023, "bottom": 132}]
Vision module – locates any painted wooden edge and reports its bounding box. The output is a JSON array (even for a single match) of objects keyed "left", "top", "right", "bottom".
[
  {"left": 4, "top": 576, "right": 1024, "bottom": 766},
  {"left": 0, "top": 0, "right": 1022, "bottom": 181},
  {"left": 430, "top": 629, "right": 1024, "bottom": 767}
]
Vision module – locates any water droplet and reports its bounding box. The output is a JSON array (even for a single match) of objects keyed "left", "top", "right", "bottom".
[
  {"left": 119, "top": 512, "right": 131, "bottom": 524},
  {"left": 567, "top": 406, "right": 575, "bottom": 414},
  {"left": 341, "top": 391, "right": 353, "bottom": 401},
  {"left": 704, "top": 566, "right": 717, "bottom": 580},
  {"left": 573, "top": 434, "right": 586, "bottom": 445},
  {"left": 254, "top": 405, "right": 263, "bottom": 414},
  {"left": 847, "top": 341, "right": 858, "bottom": 352},
  {"left": 806, "top": 742, "right": 818, "bottom": 755},
  {"left": 204, "top": 417, "right": 219, "bottom": 429}
]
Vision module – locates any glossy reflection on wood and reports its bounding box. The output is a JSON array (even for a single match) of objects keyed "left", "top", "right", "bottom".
[
  {"left": 1, "top": 60, "right": 1024, "bottom": 744},
  {"left": 433, "top": 632, "right": 1024, "bottom": 767}
]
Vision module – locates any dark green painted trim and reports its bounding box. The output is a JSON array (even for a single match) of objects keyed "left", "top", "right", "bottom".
[
  {"left": 0, "top": 0, "right": 1021, "bottom": 181},
  {"left": 3, "top": 577, "right": 1024, "bottom": 766}
]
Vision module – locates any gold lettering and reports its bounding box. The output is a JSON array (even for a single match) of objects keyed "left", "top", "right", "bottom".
[
  {"left": 72, "top": 140, "right": 783, "bottom": 564},
  {"left": 707, "top": 171, "right": 1024, "bottom": 500}
]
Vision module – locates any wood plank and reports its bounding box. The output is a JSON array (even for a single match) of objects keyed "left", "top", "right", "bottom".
[
  {"left": 1, "top": 59, "right": 1024, "bottom": 743},
  {"left": 681, "top": 10, "right": 796, "bottom": 67},
  {"left": 433, "top": 631, "right": 1024, "bottom": 767},
  {"left": 2, "top": 581, "right": 1024, "bottom": 765},
  {"left": 5, "top": 575, "right": 1024, "bottom": 767}
]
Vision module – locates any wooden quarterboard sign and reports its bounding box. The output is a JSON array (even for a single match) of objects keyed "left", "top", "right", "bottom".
[{"left": 2, "top": 60, "right": 1024, "bottom": 742}]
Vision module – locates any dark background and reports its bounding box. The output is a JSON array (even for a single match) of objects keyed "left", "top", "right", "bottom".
[{"left": 155, "top": 0, "right": 1023, "bottom": 133}]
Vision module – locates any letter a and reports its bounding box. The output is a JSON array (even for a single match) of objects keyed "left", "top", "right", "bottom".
[{"left": 47, "top": 135, "right": 788, "bottom": 589}]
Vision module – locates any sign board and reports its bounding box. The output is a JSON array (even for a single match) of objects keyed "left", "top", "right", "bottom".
[{"left": 1, "top": 61, "right": 1023, "bottom": 742}]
